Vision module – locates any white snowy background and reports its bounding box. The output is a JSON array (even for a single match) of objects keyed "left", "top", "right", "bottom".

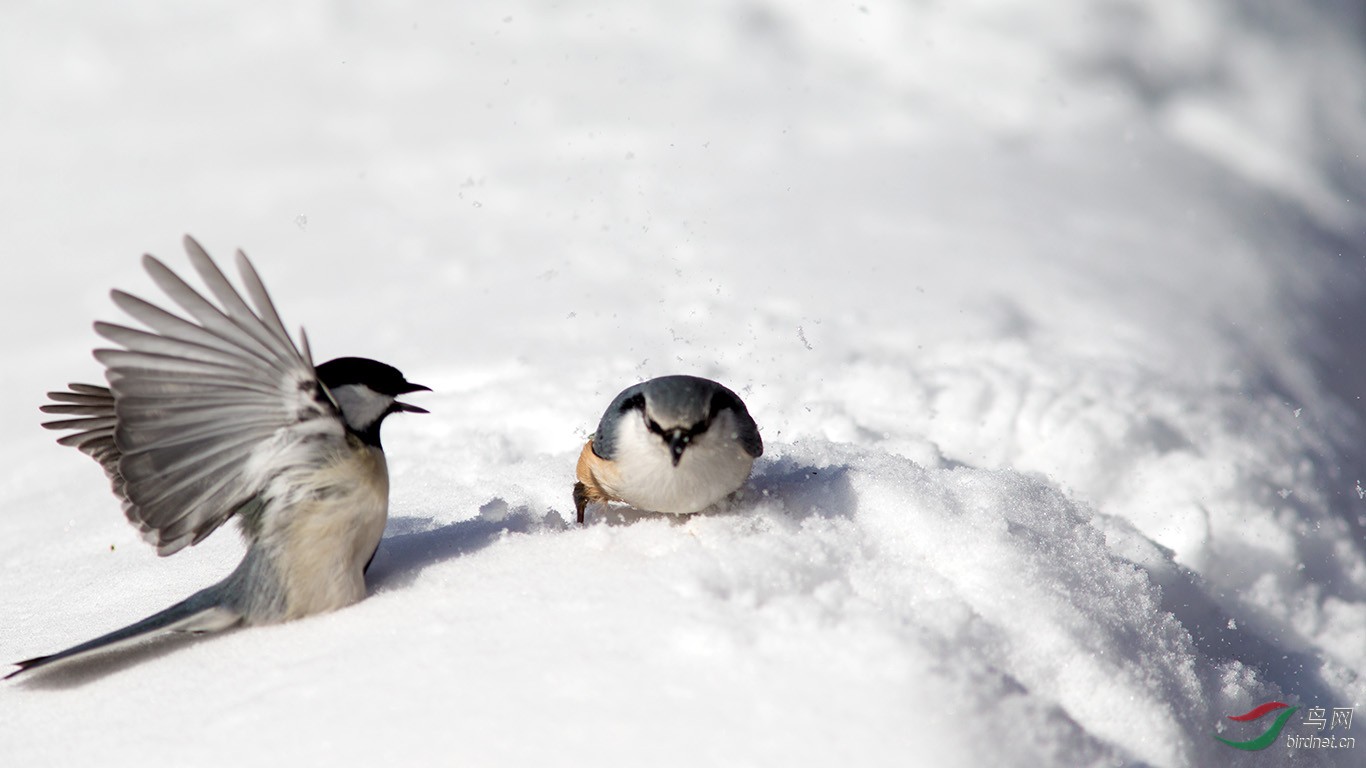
[{"left": 2, "top": 2, "right": 1364, "bottom": 766}]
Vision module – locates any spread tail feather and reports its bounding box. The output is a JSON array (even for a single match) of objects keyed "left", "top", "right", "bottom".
[{"left": 5, "top": 587, "right": 241, "bottom": 680}]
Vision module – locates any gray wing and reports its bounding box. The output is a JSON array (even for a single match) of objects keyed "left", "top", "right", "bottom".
[
  {"left": 732, "top": 411, "right": 763, "bottom": 458},
  {"left": 714, "top": 386, "right": 763, "bottom": 458},
  {"left": 41, "top": 235, "right": 344, "bottom": 556},
  {"left": 40, "top": 383, "right": 122, "bottom": 493}
]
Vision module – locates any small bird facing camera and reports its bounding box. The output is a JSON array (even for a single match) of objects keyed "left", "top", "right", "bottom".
[
  {"left": 574, "top": 375, "right": 762, "bottom": 523},
  {"left": 7, "top": 236, "right": 427, "bottom": 679}
]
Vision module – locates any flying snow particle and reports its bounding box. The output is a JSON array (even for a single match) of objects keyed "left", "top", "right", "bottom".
[
  {"left": 797, "top": 326, "right": 813, "bottom": 350},
  {"left": 294, "top": 214, "right": 308, "bottom": 230}
]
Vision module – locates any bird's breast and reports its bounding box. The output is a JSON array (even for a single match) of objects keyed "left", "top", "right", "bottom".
[
  {"left": 268, "top": 441, "right": 390, "bottom": 620},
  {"left": 602, "top": 421, "right": 754, "bottom": 515}
]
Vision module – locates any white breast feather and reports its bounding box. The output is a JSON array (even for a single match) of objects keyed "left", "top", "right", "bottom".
[
  {"left": 257, "top": 443, "right": 390, "bottom": 619},
  {"left": 604, "top": 409, "right": 755, "bottom": 515}
]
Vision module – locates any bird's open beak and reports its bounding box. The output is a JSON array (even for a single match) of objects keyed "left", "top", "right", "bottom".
[
  {"left": 394, "top": 382, "right": 431, "bottom": 414},
  {"left": 667, "top": 429, "right": 690, "bottom": 466}
]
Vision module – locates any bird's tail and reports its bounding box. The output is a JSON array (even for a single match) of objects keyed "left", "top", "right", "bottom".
[{"left": 5, "top": 584, "right": 241, "bottom": 679}]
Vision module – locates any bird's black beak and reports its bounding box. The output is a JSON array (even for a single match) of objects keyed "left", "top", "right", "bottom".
[
  {"left": 667, "top": 429, "right": 690, "bottom": 466},
  {"left": 394, "top": 382, "right": 431, "bottom": 414}
]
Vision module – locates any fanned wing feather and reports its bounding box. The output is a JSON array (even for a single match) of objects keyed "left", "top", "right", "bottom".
[
  {"left": 94, "top": 322, "right": 265, "bottom": 370},
  {"left": 41, "top": 385, "right": 123, "bottom": 496},
  {"left": 233, "top": 248, "right": 298, "bottom": 351},
  {"left": 42, "top": 235, "right": 343, "bottom": 555}
]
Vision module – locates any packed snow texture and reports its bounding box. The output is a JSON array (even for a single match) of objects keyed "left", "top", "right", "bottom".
[{"left": 2, "top": 2, "right": 1365, "bottom": 766}]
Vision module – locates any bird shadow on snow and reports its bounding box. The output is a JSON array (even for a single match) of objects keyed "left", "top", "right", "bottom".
[
  {"left": 743, "top": 458, "right": 858, "bottom": 521},
  {"left": 368, "top": 458, "right": 858, "bottom": 590},
  {"left": 367, "top": 501, "right": 566, "bottom": 590}
]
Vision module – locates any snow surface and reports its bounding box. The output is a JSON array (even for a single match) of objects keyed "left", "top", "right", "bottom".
[{"left": 2, "top": 2, "right": 1365, "bottom": 766}]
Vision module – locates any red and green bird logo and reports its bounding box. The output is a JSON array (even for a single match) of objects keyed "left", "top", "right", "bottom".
[{"left": 1215, "top": 701, "right": 1298, "bottom": 751}]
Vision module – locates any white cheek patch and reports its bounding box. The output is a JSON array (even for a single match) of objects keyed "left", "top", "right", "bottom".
[{"left": 328, "top": 384, "right": 393, "bottom": 432}]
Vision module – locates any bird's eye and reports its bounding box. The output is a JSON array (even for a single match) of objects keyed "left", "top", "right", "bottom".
[
  {"left": 620, "top": 392, "right": 646, "bottom": 414},
  {"left": 646, "top": 418, "right": 665, "bottom": 436}
]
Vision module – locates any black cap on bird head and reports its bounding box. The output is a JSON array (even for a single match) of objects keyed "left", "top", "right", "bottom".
[{"left": 317, "top": 357, "right": 430, "bottom": 445}]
